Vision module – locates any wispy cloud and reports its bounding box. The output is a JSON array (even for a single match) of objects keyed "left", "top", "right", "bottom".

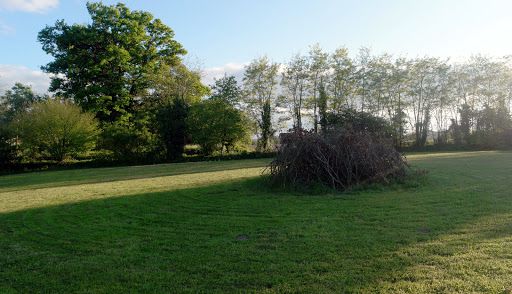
[
  {"left": 0, "top": 65, "right": 51, "bottom": 94},
  {"left": 201, "top": 62, "right": 247, "bottom": 86},
  {"left": 0, "top": 21, "right": 14, "bottom": 35},
  {"left": 0, "top": 0, "right": 59, "bottom": 13},
  {"left": 0, "top": 62, "right": 247, "bottom": 96}
]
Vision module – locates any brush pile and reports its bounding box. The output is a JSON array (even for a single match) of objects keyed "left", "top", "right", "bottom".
[{"left": 268, "top": 129, "right": 408, "bottom": 190}]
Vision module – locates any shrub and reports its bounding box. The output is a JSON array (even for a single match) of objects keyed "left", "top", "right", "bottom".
[
  {"left": 14, "top": 100, "right": 98, "bottom": 161},
  {"left": 268, "top": 129, "right": 408, "bottom": 190},
  {"left": 99, "top": 122, "right": 160, "bottom": 162},
  {"left": 187, "top": 99, "right": 250, "bottom": 155},
  {"left": 325, "top": 109, "right": 393, "bottom": 137}
]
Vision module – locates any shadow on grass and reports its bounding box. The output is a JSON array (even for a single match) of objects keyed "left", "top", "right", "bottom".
[
  {"left": 1, "top": 166, "right": 511, "bottom": 293},
  {"left": 0, "top": 159, "right": 271, "bottom": 193}
]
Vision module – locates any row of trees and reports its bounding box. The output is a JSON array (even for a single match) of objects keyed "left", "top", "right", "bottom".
[
  {"left": 3, "top": 2, "right": 512, "bottom": 168},
  {"left": 0, "top": 80, "right": 249, "bottom": 165},
  {"left": 242, "top": 46, "right": 512, "bottom": 148}
]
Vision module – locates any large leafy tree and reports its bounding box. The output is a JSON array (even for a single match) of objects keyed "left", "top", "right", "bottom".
[{"left": 38, "top": 2, "right": 186, "bottom": 123}]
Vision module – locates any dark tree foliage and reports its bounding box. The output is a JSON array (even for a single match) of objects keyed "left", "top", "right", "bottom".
[
  {"left": 0, "top": 125, "right": 15, "bottom": 169},
  {"left": 449, "top": 119, "right": 463, "bottom": 145},
  {"left": 447, "top": 102, "right": 512, "bottom": 149},
  {"left": 416, "top": 108, "right": 431, "bottom": 147},
  {"left": 391, "top": 110, "right": 407, "bottom": 148},
  {"left": 258, "top": 100, "right": 274, "bottom": 151},
  {"left": 269, "top": 129, "right": 408, "bottom": 190},
  {"left": 38, "top": 2, "right": 186, "bottom": 123},
  {"left": 99, "top": 122, "right": 159, "bottom": 162},
  {"left": 155, "top": 99, "right": 189, "bottom": 160},
  {"left": 324, "top": 109, "right": 393, "bottom": 137},
  {"left": 318, "top": 83, "right": 329, "bottom": 133},
  {"left": 458, "top": 104, "right": 473, "bottom": 144}
]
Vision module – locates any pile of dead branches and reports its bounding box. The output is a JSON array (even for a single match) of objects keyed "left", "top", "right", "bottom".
[{"left": 268, "top": 129, "right": 408, "bottom": 190}]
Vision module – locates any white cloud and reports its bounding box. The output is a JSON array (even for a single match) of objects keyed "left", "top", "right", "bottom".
[
  {"left": 0, "top": 62, "right": 251, "bottom": 96},
  {"left": 0, "top": 65, "right": 51, "bottom": 94},
  {"left": 201, "top": 62, "right": 247, "bottom": 86},
  {"left": 0, "top": 0, "right": 58, "bottom": 13},
  {"left": 0, "top": 21, "right": 14, "bottom": 35}
]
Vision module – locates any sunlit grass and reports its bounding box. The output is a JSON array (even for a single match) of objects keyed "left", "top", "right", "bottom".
[
  {"left": 1, "top": 152, "right": 512, "bottom": 293},
  {"left": 0, "top": 158, "right": 270, "bottom": 192}
]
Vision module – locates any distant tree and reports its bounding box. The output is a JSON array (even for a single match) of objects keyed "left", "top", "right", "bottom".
[
  {"left": 355, "top": 47, "right": 372, "bottom": 113},
  {"left": 14, "top": 100, "right": 98, "bottom": 161},
  {"left": 0, "top": 83, "right": 43, "bottom": 122},
  {"left": 210, "top": 75, "right": 242, "bottom": 106},
  {"left": 188, "top": 99, "right": 249, "bottom": 155},
  {"left": 38, "top": 2, "right": 186, "bottom": 123},
  {"left": 307, "top": 44, "right": 329, "bottom": 133},
  {"left": 0, "top": 83, "right": 45, "bottom": 166},
  {"left": 386, "top": 58, "right": 410, "bottom": 148},
  {"left": 281, "top": 53, "right": 310, "bottom": 130},
  {"left": 407, "top": 57, "right": 444, "bottom": 147},
  {"left": 458, "top": 103, "right": 473, "bottom": 143},
  {"left": 243, "top": 57, "right": 279, "bottom": 151},
  {"left": 318, "top": 82, "right": 329, "bottom": 133},
  {"left": 328, "top": 47, "right": 356, "bottom": 112},
  {"left": 449, "top": 119, "right": 463, "bottom": 145}
]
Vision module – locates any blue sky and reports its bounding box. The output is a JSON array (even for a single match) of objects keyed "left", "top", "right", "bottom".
[{"left": 1, "top": 0, "right": 512, "bottom": 92}]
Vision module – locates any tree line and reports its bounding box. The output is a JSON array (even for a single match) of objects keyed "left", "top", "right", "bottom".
[
  {"left": 2, "top": 2, "right": 512, "bottom": 169},
  {"left": 244, "top": 46, "right": 512, "bottom": 149}
]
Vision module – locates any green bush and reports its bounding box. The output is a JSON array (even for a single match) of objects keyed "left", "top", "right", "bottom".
[
  {"left": 14, "top": 100, "right": 98, "bottom": 161},
  {"left": 324, "top": 109, "right": 393, "bottom": 137},
  {"left": 187, "top": 99, "right": 250, "bottom": 155},
  {"left": 99, "top": 122, "right": 160, "bottom": 162}
]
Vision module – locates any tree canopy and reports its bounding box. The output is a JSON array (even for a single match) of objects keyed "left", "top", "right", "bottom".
[{"left": 38, "top": 2, "right": 186, "bottom": 123}]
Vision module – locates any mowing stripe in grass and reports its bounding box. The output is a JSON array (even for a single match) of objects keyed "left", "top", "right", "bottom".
[{"left": 0, "top": 167, "right": 263, "bottom": 213}]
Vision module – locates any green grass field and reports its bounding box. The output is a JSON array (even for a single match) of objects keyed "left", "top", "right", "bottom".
[{"left": 1, "top": 152, "right": 512, "bottom": 293}]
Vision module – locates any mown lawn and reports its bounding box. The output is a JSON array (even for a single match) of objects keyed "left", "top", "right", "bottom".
[{"left": 1, "top": 152, "right": 512, "bottom": 293}]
